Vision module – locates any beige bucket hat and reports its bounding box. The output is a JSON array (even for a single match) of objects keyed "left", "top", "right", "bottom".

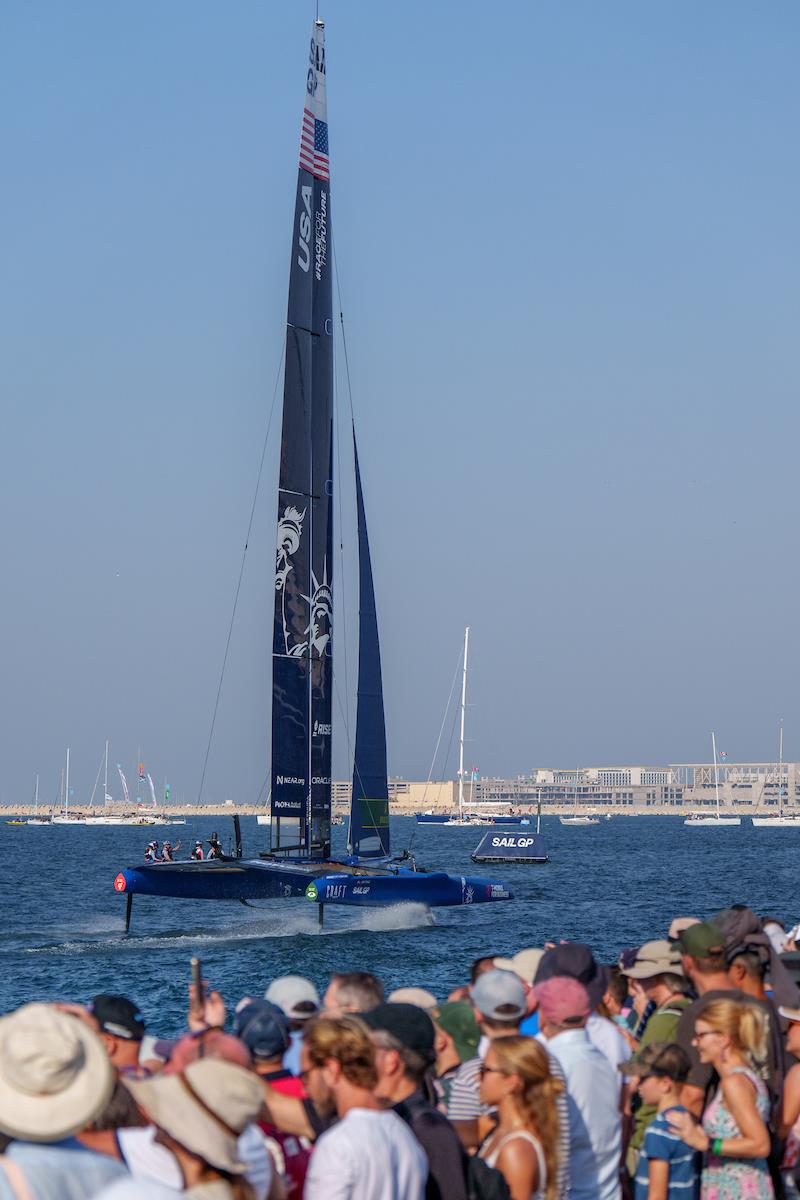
[
  {"left": 621, "top": 939, "right": 684, "bottom": 980},
  {"left": 127, "top": 1058, "right": 264, "bottom": 1173},
  {"left": 494, "top": 948, "right": 544, "bottom": 984},
  {"left": 387, "top": 987, "right": 438, "bottom": 1010},
  {"left": 0, "top": 1003, "right": 115, "bottom": 1142}
]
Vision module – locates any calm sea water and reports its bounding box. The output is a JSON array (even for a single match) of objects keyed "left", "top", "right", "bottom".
[{"left": 2, "top": 815, "right": 797, "bottom": 1035}]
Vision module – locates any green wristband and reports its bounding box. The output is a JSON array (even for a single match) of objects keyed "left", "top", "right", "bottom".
[{"left": 711, "top": 1138, "right": 723, "bottom": 1156}]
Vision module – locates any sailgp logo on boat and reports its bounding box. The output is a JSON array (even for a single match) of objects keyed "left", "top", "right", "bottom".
[
  {"left": 307, "top": 36, "right": 325, "bottom": 95},
  {"left": 315, "top": 192, "right": 328, "bottom": 282},
  {"left": 313, "top": 721, "right": 332, "bottom": 736}
]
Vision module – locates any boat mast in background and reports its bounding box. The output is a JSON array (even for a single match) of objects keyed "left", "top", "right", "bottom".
[
  {"left": 457, "top": 627, "right": 470, "bottom": 820},
  {"left": 779, "top": 720, "right": 784, "bottom": 817},
  {"left": 711, "top": 731, "right": 721, "bottom": 819}
]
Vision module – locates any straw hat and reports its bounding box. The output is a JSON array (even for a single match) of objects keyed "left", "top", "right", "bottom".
[
  {"left": 0, "top": 1003, "right": 115, "bottom": 1142},
  {"left": 127, "top": 1058, "right": 264, "bottom": 1173}
]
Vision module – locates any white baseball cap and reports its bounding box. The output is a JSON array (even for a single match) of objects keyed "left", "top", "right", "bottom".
[{"left": 264, "top": 975, "right": 320, "bottom": 1020}]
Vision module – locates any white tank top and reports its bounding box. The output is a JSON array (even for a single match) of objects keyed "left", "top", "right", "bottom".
[{"left": 483, "top": 1129, "right": 546, "bottom": 1199}]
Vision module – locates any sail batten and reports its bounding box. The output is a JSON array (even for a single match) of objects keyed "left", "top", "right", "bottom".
[{"left": 350, "top": 429, "right": 391, "bottom": 859}]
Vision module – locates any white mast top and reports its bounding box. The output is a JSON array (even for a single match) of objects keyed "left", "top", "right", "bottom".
[{"left": 457, "top": 627, "right": 470, "bottom": 818}]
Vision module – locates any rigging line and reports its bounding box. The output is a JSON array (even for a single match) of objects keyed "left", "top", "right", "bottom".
[
  {"left": 331, "top": 238, "right": 357, "bottom": 737},
  {"left": 332, "top": 237, "right": 357, "bottom": 425},
  {"left": 88, "top": 747, "right": 105, "bottom": 809},
  {"left": 332, "top": 318, "right": 351, "bottom": 744},
  {"left": 441, "top": 691, "right": 461, "bottom": 790},
  {"left": 255, "top": 770, "right": 270, "bottom": 808},
  {"left": 197, "top": 337, "right": 287, "bottom": 805},
  {"left": 420, "top": 640, "right": 463, "bottom": 809}
]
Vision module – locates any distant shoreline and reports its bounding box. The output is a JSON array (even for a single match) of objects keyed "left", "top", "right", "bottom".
[{"left": 1, "top": 802, "right": 758, "bottom": 818}]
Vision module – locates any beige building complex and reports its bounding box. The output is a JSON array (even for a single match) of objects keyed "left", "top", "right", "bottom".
[{"left": 331, "top": 762, "right": 800, "bottom": 816}]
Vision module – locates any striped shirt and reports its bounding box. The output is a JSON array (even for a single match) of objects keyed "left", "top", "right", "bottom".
[
  {"left": 634, "top": 1108, "right": 700, "bottom": 1200},
  {"left": 446, "top": 1056, "right": 485, "bottom": 1122}
]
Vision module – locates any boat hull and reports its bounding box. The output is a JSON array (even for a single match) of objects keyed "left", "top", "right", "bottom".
[
  {"left": 751, "top": 817, "right": 800, "bottom": 827},
  {"left": 414, "top": 813, "right": 530, "bottom": 826},
  {"left": 113, "top": 858, "right": 513, "bottom": 907},
  {"left": 684, "top": 817, "right": 741, "bottom": 826},
  {"left": 471, "top": 832, "right": 548, "bottom": 865}
]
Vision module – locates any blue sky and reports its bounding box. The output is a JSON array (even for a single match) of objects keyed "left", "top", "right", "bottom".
[{"left": 2, "top": 2, "right": 799, "bottom": 806}]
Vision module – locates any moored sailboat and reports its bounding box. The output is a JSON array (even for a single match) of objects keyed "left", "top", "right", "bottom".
[
  {"left": 684, "top": 732, "right": 741, "bottom": 826},
  {"left": 113, "top": 19, "right": 512, "bottom": 926},
  {"left": 415, "top": 629, "right": 528, "bottom": 827},
  {"left": 752, "top": 723, "right": 800, "bottom": 827}
]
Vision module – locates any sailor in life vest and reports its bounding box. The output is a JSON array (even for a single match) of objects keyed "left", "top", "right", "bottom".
[
  {"left": 207, "top": 832, "right": 223, "bottom": 860},
  {"left": 191, "top": 840, "right": 204, "bottom": 860},
  {"left": 144, "top": 841, "right": 158, "bottom": 862},
  {"left": 162, "top": 841, "right": 174, "bottom": 862}
]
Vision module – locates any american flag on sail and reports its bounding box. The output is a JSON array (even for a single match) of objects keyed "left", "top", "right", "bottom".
[{"left": 300, "top": 107, "right": 330, "bottom": 181}]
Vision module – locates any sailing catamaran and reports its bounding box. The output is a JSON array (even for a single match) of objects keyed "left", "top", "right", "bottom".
[{"left": 113, "top": 19, "right": 512, "bottom": 927}]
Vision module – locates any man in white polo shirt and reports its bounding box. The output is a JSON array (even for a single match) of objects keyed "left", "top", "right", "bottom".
[{"left": 301, "top": 1015, "right": 427, "bottom": 1200}]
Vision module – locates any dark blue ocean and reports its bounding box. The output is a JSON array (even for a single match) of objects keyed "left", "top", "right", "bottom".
[{"left": 2, "top": 816, "right": 797, "bottom": 1036}]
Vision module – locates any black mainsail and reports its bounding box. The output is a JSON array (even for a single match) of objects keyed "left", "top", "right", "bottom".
[
  {"left": 271, "top": 20, "right": 333, "bottom": 859},
  {"left": 349, "top": 430, "right": 391, "bottom": 859}
]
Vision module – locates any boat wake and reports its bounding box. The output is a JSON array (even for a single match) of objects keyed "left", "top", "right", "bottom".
[{"left": 21, "top": 902, "right": 435, "bottom": 956}]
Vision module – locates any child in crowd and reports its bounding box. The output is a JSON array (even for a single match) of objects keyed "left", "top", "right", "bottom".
[{"left": 623, "top": 1042, "right": 700, "bottom": 1200}]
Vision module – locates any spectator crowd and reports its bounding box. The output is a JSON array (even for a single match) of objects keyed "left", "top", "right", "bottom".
[{"left": 1, "top": 904, "right": 800, "bottom": 1199}]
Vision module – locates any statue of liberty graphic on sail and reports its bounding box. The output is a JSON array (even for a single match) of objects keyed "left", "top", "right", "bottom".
[{"left": 275, "top": 505, "right": 332, "bottom": 659}]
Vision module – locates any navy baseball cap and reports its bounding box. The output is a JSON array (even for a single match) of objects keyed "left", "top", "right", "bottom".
[
  {"left": 233, "top": 1000, "right": 290, "bottom": 1059},
  {"left": 90, "top": 994, "right": 146, "bottom": 1041}
]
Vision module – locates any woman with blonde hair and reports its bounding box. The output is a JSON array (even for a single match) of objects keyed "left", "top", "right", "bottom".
[
  {"left": 668, "top": 998, "right": 774, "bottom": 1198},
  {"left": 478, "top": 1034, "right": 562, "bottom": 1200}
]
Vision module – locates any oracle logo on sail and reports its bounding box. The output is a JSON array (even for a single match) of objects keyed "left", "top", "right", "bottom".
[{"left": 298, "top": 185, "right": 312, "bottom": 272}]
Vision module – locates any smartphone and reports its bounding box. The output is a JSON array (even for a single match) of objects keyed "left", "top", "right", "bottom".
[{"left": 191, "top": 956, "right": 204, "bottom": 1006}]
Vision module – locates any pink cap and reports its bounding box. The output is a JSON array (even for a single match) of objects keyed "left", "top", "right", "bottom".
[{"left": 533, "top": 976, "right": 591, "bottom": 1025}]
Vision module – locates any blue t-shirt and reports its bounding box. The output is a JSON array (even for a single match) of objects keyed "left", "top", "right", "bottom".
[
  {"left": 0, "top": 1138, "right": 128, "bottom": 1200},
  {"left": 634, "top": 1107, "right": 700, "bottom": 1200},
  {"left": 519, "top": 1010, "right": 539, "bottom": 1036}
]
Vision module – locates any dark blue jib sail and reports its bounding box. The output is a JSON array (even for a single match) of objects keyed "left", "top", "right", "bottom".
[
  {"left": 271, "top": 20, "right": 333, "bottom": 859},
  {"left": 349, "top": 430, "right": 391, "bottom": 859}
]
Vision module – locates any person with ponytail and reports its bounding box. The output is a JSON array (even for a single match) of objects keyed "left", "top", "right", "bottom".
[
  {"left": 477, "top": 1035, "right": 562, "bottom": 1200},
  {"left": 668, "top": 998, "right": 774, "bottom": 1198}
]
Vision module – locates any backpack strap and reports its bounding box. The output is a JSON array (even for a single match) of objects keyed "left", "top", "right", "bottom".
[{"left": 0, "top": 1156, "right": 35, "bottom": 1200}]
